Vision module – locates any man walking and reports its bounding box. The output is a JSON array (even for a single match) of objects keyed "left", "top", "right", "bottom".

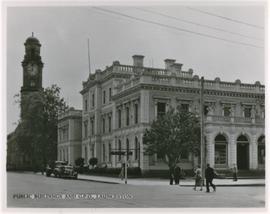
[
  {"left": 169, "top": 165, "right": 175, "bottom": 185},
  {"left": 205, "top": 163, "right": 216, "bottom": 193},
  {"left": 174, "top": 165, "right": 181, "bottom": 185}
]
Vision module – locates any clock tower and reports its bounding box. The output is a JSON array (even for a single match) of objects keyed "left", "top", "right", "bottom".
[{"left": 21, "top": 34, "right": 44, "bottom": 119}]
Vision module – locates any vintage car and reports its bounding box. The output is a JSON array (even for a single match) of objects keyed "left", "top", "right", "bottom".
[{"left": 46, "top": 161, "right": 78, "bottom": 179}]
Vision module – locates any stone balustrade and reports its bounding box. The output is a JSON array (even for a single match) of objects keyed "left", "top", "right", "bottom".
[
  {"left": 209, "top": 115, "right": 264, "bottom": 125},
  {"left": 83, "top": 63, "right": 264, "bottom": 95}
]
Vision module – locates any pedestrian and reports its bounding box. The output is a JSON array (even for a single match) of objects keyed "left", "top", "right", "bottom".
[
  {"left": 174, "top": 165, "right": 181, "bottom": 185},
  {"left": 193, "top": 165, "right": 203, "bottom": 191},
  {"left": 119, "top": 163, "right": 125, "bottom": 180},
  {"left": 232, "top": 163, "right": 238, "bottom": 181},
  {"left": 205, "top": 163, "right": 216, "bottom": 193},
  {"left": 169, "top": 165, "right": 175, "bottom": 185}
]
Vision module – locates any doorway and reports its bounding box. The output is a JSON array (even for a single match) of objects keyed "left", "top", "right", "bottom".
[{"left": 237, "top": 143, "right": 249, "bottom": 170}]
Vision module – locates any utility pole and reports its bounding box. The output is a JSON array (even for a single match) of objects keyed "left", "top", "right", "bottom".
[
  {"left": 125, "top": 152, "right": 128, "bottom": 184},
  {"left": 200, "top": 76, "right": 205, "bottom": 185}
]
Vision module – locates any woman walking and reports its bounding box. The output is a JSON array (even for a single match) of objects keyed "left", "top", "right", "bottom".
[{"left": 193, "top": 165, "right": 203, "bottom": 191}]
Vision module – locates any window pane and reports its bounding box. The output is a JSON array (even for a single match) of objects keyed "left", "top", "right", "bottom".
[
  {"left": 157, "top": 102, "right": 166, "bottom": 117},
  {"left": 215, "top": 144, "right": 227, "bottom": 164}
]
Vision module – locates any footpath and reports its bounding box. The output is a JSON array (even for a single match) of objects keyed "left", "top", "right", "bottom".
[{"left": 78, "top": 174, "right": 265, "bottom": 186}]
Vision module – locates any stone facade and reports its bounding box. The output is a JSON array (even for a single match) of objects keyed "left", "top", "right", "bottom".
[
  {"left": 60, "top": 55, "right": 265, "bottom": 171},
  {"left": 57, "top": 108, "right": 82, "bottom": 165}
]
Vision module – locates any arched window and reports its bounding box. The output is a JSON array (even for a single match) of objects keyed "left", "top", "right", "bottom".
[
  {"left": 215, "top": 134, "right": 227, "bottom": 167},
  {"left": 237, "top": 135, "right": 248, "bottom": 142},
  {"left": 258, "top": 135, "right": 265, "bottom": 165}
]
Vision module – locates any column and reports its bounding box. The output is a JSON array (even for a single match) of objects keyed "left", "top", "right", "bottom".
[
  {"left": 229, "top": 134, "right": 237, "bottom": 168},
  {"left": 250, "top": 134, "right": 257, "bottom": 169},
  {"left": 140, "top": 90, "right": 150, "bottom": 123},
  {"left": 140, "top": 133, "right": 149, "bottom": 172},
  {"left": 205, "top": 133, "right": 214, "bottom": 167}
]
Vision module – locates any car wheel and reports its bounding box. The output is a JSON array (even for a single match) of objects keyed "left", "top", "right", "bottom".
[
  {"left": 46, "top": 173, "right": 51, "bottom": 177},
  {"left": 74, "top": 175, "right": 78, "bottom": 180}
]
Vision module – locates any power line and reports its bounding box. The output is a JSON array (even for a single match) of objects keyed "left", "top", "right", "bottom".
[
  {"left": 186, "top": 7, "right": 264, "bottom": 30},
  {"left": 92, "top": 7, "right": 263, "bottom": 49},
  {"left": 136, "top": 7, "right": 263, "bottom": 41}
]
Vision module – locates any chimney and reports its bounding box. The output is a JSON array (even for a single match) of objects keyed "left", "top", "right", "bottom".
[
  {"left": 132, "top": 55, "right": 144, "bottom": 67},
  {"left": 172, "top": 63, "right": 183, "bottom": 72},
  {"left": 164, "top": 59, "right": 176, "bottom": 70}
]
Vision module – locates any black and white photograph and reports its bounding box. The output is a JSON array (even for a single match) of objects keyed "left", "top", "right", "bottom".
[{"left": 3, "top": 0, "right": 267, "bottom": 210}]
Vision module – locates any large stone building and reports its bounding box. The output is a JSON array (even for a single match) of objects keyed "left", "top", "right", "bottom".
[{"left": 58, "top": 55, "right": 265, "bottom": 171}]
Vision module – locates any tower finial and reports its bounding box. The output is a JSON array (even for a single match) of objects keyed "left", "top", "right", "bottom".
[{"left": 32, "top": 32, "right": 34, "bottom": 37}]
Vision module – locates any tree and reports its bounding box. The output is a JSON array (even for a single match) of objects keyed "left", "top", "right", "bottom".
[
  {"left": 89, "top": 157, "right": 98, "bottom": 168},
  {"left": 75, "top": 157, "right": 85, "bottom": 167},
  {"left": 143, "top": 106, "right": 200, "bottom": 168},
  {"left": 14, "top": 84, "right": 68, "bottom": 170}
]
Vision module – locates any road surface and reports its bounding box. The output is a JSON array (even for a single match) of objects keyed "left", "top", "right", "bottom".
[{"left": 6, "top": 172, "right": 265, "bottom": 208}]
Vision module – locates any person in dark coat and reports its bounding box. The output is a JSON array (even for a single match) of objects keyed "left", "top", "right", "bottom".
[
  {"left": 205, "top": 163, "right": 216, "bottom": 193},
  {"left": 169, "top": 165, "right": 175, "bottom": 185},
  {"left": 174, "top": 165, "right": 181, "bottom": 185}
]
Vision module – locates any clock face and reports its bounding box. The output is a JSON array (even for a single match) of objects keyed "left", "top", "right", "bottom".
[{"left": 27, "top": 64, "right": 38, "bottom": 76}]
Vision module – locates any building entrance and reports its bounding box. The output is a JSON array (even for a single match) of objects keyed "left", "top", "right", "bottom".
[{"left": 237, "top": 135, "right": 249, "bottom": 170}]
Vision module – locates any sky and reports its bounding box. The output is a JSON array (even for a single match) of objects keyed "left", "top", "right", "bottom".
[{"left": 5, "top": 3, "right": 265, "bottom": 134}]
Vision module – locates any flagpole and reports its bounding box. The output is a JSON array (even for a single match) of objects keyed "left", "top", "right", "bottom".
[{"left": 87, "top": 38, "right": 91, "bottom": 75}]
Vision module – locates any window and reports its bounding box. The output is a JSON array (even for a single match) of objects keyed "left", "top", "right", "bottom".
[
  {"left": 126, "top": 139, "right": 130, "bottom": 160},
  {"left": 134, "top": 104, "right": 139, "bottom": 124},
  {"left": 84, "top": 99, "right": 88, "bottom": 111},
  {"left": 215, "top": 135, "right": 227, "bottom": 166},
  {"left": 109, "top": 143, "right": 112, "bottom": 162},
  {"left": 84, "top": 121, "right": 88, "bottom": 138},
  {"left": 223, "top": 106, "right": 231, "bottom": 117},
  {"left": 157, "top": 102, "right": 166, "bottom": 117},
  {"left": 108, "top": 116, "right": 111, "bottom": 132},
  {"left": 118, "top": 140, "right": 121, "bottom": 161},
  {"left": 109, "top": 88, "right": 112, "bottom": 101},
  {"left": 118, "top": 109, "right": 121, "bottom": 128},
  {"left": 102, "top": 144, "right": 106, "bottom": 162},
  {"left": 135, "top": 137, "right": 139, "bottom": 160},
  {"left": 91, "top": 119, "right": 94, "bottom": 135},
  {"left": 91, "top": 144, "right": 95, "bottom": 157},
  {"left": 244, "top": 106, "right": 251, "bottom": 118},
  {"left": 92, "top": 93, "right": 95, "bottom": 107},
  {"left": 204, "top": 105, "right": 209, "bottom": 116},
  {"left": 103, "top": 90, "right": 106, "bottom": 104},
  {"left": 180, "top": 103, "right": 189, "bottom": 112},
  {"left": 126, "top": 107, "right": 130, "bottom": 126},
  {"left": 102, "top": 118, "right": 105, "bottom": 133},
  {"left": 30, "top": 81, "right": 35, "bottom": 87}
]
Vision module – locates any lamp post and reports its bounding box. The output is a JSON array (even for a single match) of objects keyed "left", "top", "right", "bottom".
[{"left": 200, "top": 76, "right": 206, "bottom": 184}]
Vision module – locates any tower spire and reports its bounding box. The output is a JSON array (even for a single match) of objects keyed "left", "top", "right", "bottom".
[{"left": 32, "top": 32, "right": 34, "bottom": 37}]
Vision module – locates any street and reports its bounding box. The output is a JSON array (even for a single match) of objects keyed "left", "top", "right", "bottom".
[{"left": 7, "top": 172, "right": 265, "bottom": 208}]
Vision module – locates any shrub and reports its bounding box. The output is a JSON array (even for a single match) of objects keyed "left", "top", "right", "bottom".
[
  {"left": 89, "top": 157, "right": 98, "bottom": 168},
  {"left": 75, "top": 157, "right": 84, "bottom": 167}
]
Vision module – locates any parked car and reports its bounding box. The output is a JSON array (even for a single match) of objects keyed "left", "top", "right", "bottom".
[{"left": 46, "top": 161, "right": 78, "bottom": 179}]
